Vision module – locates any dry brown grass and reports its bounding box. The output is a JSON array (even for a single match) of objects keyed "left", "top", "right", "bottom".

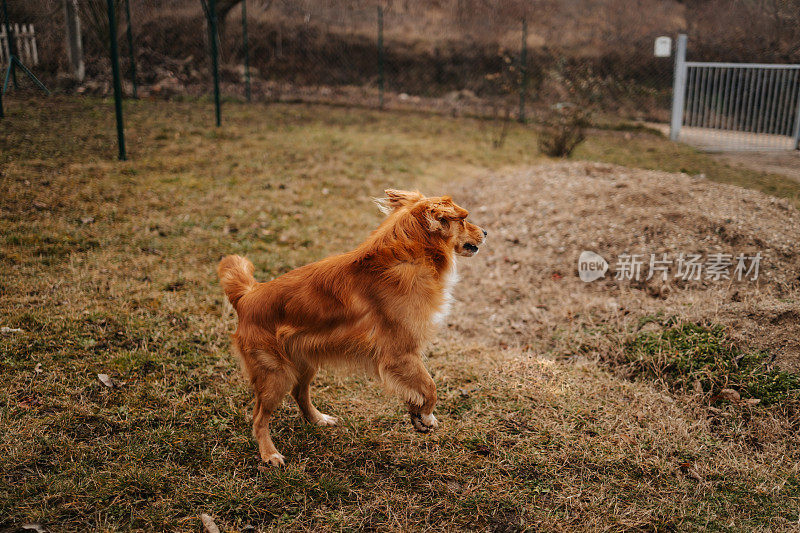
[
  {"left": 2, "top": 95, "right": 800, "bottom": 531},
  {"left": 446, "top": 162, "right": 800, "bottom": 370}
]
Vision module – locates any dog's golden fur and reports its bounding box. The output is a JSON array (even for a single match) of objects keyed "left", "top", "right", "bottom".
[{"left": 218, "top": 190, "right": 486, "bottom": 465}]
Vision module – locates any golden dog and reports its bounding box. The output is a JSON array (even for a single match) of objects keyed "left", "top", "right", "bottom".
[{"left": 218, "top": 189, "right": 486, "bottom": 466}]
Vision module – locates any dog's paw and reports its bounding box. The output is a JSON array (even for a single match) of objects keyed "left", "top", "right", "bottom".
[
  {"left": 313, "top": 413, "right": 338, "bottom": 426},
  {"left": 410, "top": 413, "right": 439, "bottom": 433},
  {"left": 259, "top": 452, "right": 286, "bottom": 468}
]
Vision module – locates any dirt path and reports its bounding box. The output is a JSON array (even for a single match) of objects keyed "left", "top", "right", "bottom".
[
  {"left": 442, "top": 161, "right": 800, "bottom": 371},
  {"left": 645, "top": 121, "right": 800, "bottom": 183},
  {"left": 714, "top": 151, "right": 800, "bottom": 183}
]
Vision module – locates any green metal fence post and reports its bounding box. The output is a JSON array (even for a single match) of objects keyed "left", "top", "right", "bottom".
[
  {"left": 793, "top": 86, "right": 800, "bottom": 150},
  {"left": 518, "top": 17, "right": 527, "bottom": 123},
  {"left": 377, "top": 5, "right": 384, "bottom": 109},
  {"left": 106, "top": 0, "right": 127, "bottom": 160},
  {"left": 242, "top": 0, "right": 251, "bottom": 101},
  {"left": 125, "top": 0, "right": 138, "bottom": 98},
  {"left": 208, "top": 0, "right": 221, "bottom": 126},
  {"left": 2, "top": 0, "right": 18, "bottom": 89}
]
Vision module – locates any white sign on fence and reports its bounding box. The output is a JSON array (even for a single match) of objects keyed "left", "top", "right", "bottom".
[{"left": 654, "top": 36, "right": 672, "bottom": 57}]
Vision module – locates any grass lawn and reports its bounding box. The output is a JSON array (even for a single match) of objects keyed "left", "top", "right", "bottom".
[{"left": 2, "top": 95, "right": 799, "bottom": 531}]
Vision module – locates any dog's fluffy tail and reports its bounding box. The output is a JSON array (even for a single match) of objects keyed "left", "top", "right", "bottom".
[{"left": 218, "top": 255, "right": 256, "bottom": 311}]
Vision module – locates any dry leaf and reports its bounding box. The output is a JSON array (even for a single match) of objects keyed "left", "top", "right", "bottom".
[
  {"left": 200, "top": 513, "right": 220, "bottom": 533},
  {"left": 1, "top": 326, "right": 23, "bottom": 334},
  {"left": 98, "top": 374, "right": 115, "bottom": 388},
  {"left": 35, "top": 363, "right": 43, "bottom": 374},
  {"left": 718, "top": 388, "right": 740, "bottom": 402},
  {"left": 445, "top": 480, "right": 463, "bottom": 492}
]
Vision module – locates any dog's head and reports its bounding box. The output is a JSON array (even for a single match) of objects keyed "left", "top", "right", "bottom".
[{"left": 375, "top": 189, "right": 486, "bottom": 257}]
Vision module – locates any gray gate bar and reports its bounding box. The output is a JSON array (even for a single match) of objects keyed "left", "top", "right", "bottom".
[{"left": 671, "top": 35, "right": 800, "bottom": 151}]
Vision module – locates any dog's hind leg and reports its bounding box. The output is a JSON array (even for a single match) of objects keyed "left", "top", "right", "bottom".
[
  {"left": 250, "top": 368, "right": 292, "bottom": 466},
  {"left": 291, "top": 363, "right": 338, "bottom": 426},
  {"left": 378, "top": 355, "right": 439, "bottom": 433}
]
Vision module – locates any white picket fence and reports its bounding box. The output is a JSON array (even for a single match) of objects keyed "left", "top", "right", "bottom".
[{"left": 0, "top": 24, "right": 39, "bottom": 66}]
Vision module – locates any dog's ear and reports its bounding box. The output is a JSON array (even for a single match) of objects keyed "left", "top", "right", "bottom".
[
  {"left": 425, "top": 197, "right": 468, "bottom": 234},
  {"left": 374, "top": 189, "right": 424, "bottom": 215}
]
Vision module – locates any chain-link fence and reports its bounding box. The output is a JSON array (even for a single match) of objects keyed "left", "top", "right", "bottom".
[
  {"left": 205, "top": 0, "right": 677, "bottom": 121},
  {"left": 9, "top": 0, "right": 800, "bottom": 141},
  {"left": 7, "top": 0, "right": 684, "bottom": 123}
]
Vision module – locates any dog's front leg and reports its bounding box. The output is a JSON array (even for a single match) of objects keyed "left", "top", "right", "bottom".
[
  {"left": 291, "top": 362, "right": 338, "bottom": 426},
  {"left": 378, "top": 355, "right": 438, "bottom": 432}
]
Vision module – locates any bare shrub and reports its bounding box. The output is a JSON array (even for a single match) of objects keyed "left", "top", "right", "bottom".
[
  {"left": 77, "top": 0, "right": 122, "bottom": 51},
  {"left": 537, "top": 104, "right": 589, "bottom": 157},
  {"left": 483, "top": 49, "right": 518, "bottom": 148}
]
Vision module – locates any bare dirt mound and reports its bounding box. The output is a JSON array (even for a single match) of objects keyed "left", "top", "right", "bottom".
[{"left": 442, "top": 162, "right": 800, "bottom": 370}]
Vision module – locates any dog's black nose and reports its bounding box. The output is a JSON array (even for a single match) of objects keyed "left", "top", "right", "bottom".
[{"left": 482, "top": 229, "right": 488, "bottom": 237}]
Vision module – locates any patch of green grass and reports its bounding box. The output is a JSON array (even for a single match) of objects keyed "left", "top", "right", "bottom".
[{"left": 625, "top": 322, "right": 800, "bottom": 405}]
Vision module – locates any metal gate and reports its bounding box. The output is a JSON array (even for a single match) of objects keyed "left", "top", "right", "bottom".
[{"left": 670, "top": 34, "right": 800, "bottom": 151}]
